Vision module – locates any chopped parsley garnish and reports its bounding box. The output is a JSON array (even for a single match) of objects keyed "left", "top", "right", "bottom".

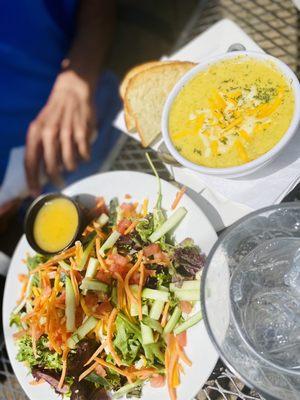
[
  {"left": 254, "top": 86, "right": 278, "bottom": 103},
  {"left": 219, "top": 137, "right": 228, "bottom": 145},
  {"left": 193, "top": 149, "right": 202, "bottom": 155}
]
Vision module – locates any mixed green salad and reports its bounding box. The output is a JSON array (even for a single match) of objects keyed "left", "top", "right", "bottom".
[{"left": 11, "top": 157, "right": 205, "bottom": 400}]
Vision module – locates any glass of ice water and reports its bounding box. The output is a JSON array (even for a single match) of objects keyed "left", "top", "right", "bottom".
[{"left": 202, "top": 204, "right": 300, "bottom": 400}]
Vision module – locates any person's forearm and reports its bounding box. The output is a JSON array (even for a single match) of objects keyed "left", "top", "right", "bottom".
[{"left": 64, "top": 0, "right": 116, "bottom": 86}]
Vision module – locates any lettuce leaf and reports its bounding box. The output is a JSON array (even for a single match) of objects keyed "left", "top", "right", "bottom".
[
  {"left": 136, "top": 214, "right": 154, "bottom": 243},
  {"left": 10, "top": 313, "right": 22, "bottom": 328},
  {"left": 113, "top": 316, "right": 141, "bottom": 364},
  {"left": 16, "top": 335, "right": 63, "bottom": 371}
]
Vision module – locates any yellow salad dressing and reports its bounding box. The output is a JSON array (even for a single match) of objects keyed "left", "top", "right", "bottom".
[
  {"left": 169, "top": 56, "right": 295, "bottom": 168},
  {"left": 33, "top": 198, "right": 79, "bottom": 253}
]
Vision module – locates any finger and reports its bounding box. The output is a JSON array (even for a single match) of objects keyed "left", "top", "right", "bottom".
[
  {"left": 25, "top": 121, "right": 43, "bottom": 197},
  {"left": 73, "top": 110, "right": 91, "bottom": 161},
  {"left": 42, "top": 124, "right": 61, "bottom": 182},
  {"left": 60, "top": 99, "right": 77, "bottom": 171}
]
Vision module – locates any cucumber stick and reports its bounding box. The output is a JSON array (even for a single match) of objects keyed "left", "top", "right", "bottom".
[
  {"left": 149, "top": 299, "right": 165, "bottom": 320},
  {"left": 99, "top": 231, "right": 120, "bottom": 257},
  {"left": 149, "top": 207, "right": 187, "bottom": 243},
  {"left": 111, "top": 286, "right": 117, "bottom": 306},
  {"left": 173, "top": 311, "right": 202, "bottom": 335},
  {"left": 58, "top": 260, "right": 71, "bottom": 271},
  {"left": 85, "top": 257, "right": 99, "bottom": 279},
  {"left": 112, "top": 380, "right": 142, "bottom": 399},
  {"left": 67, "top": 316, "right": 98, "bottom": 349},
  {"left": 77, "top": 239, "right": 95, "bottom": 271},
  {"left": 82, "top": 257, "right": 99, "bottom": 295},
  {"left": 80, "top": 278, "right": 108, "bottom": 293},
  {"left": 97, "top": 213, "right": 109, "bottom": 227},
  {"left": 170, "top": 280, "right": 200, "bottom": 291},
  {"left": 164, "top": 306, "right": 181, "bottom": 334},
  {"left": 142, "top": 288, "right": 169, "bottom": 302},
  {"left": 141, "top": 322, "right": 154, "bottom": 345},
  {"left": 174, "top": 289, "right": 200, "bottom": 301},
  {"left": 65, "top": 276, "right": 76, "bottom": 332},
  {"left": 130, "top": 302, "right": 148, "bottom": 317}
]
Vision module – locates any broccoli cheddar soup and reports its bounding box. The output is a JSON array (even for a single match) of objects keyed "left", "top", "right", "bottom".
[{"left": 169, "top": 56, "right": 295, "bottom": 168}]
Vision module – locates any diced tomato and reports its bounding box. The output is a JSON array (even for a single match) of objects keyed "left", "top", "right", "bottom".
[
  {"left": 73, "top": 270, "right": 83, "bottom": 284},
  {"left": 110, "top": 263, "right": 129, "bottom": 279},
  {"left": 56, "top": 290, "right": 66, "bottom": 305},
  {"left": 94, "top": 301, "right": 113, "bottom": 317},
  {"left": 117, "top": 219, "right": 132, "bottom": 234},
  {"left": 42, "top": 286, "right": 52, "bottom": 298},
  {"left": 143, "top": 243, "right": 161, "bottom": 257},
  {"left": 120, "top": 203, "right": 135, "bottom": 211},
  {"left": 150, "top": 374, "right": 165, "bottom": 388},
  {"left": 95, "top": 364, "right": 107, "bottom": 377},
  {"left": 96, "top": 270, "right": 112, "bottom": 284},
  {"left": 111, "top": 253, "right": 128, "bottom": 267},
  {"left": 33, "top": 326, "right": 43, "bottom": 341},
  {"left": 76, "top": 307, "right": 85, "bottom": 327},
  {"left": 130, "top": 271, "right": 140, "bottom": 285},
  {"left": 84, "top": 293, "right": 99, "bottom": 308},
  {"left": 176, "top": 331, "right": 187, "bottom": 348},
  {"left": 180, "top": 301, "right": 193, "bottom": 314}
]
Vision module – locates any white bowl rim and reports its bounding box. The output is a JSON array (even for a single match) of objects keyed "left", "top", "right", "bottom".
[{"left": 162, "top": 50, "right": 300, "bottom": 177}]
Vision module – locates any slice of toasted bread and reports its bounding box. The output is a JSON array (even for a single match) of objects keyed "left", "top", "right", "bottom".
[
  {"left": 124, "top": 108, "right": 136, "bottom": 132},
  {"left": 120, "top": 61, "right": 163, "bottom": 100},
  {"left": 121, "top": 61, "right": 175, "bottom": 132},
  {"left": 125, "top": 61, "right": 195, "bottom": 147}
]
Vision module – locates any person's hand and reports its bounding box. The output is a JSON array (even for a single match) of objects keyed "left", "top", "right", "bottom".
[
  {"left": 25, "top": 70, "right": 96, "bottom": 197},
  {"left": 0, "top": 198, "right": 21, "bottom": 233}
]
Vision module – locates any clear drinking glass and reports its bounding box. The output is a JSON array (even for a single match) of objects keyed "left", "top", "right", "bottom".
[{"left": 201, "top": 203, "right": 300, "bottom": 400}]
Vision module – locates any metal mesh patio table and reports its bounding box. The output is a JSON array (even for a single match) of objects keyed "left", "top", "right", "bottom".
[{"left": 1, "top": 0, "right": 300, "bottom": 399}]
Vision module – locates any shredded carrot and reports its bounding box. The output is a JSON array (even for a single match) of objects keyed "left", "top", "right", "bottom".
[
  {"left": 13, "top": 330, "right": 27, "bottom": 340},
  {"left": 84, "top": 341, "right": 106, "bottom": 366},
  {"left": 31, "top": 325, "right": 37, "bottom": 359},
  {"left": 82, "top": 225, "right": 94, "bottom": 237},
  {"left": 30, "top": 265, "right": 57, "bottom": 275},
  {"left": 132, "top": 368, "right": 156, "bottom": 378},
  {"left": 171, "top": 187, "right": 186, "bottom": 210},
  {"left": 87, "top": 197, "right": 105, "bottom": 219},
  {"left": 18, "top": 274, "right": 28, "bottom": 282},
  {"left": 30, "top": 247, "right": 76, "bottom": 274},
  {"left": 172, "top": 362, "right": 180, "bottom": 387},
  {"left": 175, "top": 339, "right": 192, "bottom": 367},
  {"left": 58, "top": 349, "right": 69, "bottom": 389},
  {"left": 166, "top": 334, "right": 179, "bottom": 400},
  {"left": 137, "top": 263, "right": 145, "bottom": 321},
  {"left": 124, "top": 220, "right": 138, "bottom": 235},
  {"left": 94, "top": 357, "right": 133, "bottom": 383},
  {"left": 124, "top": 251, "right": 143, "bottom": 305},
  {"left": 161, "top": 302, "right": 170, "bottom": 328},
  {"left": 107, "top": 308, "right": 122, "bottom": 366},
  {"left": 79, "top": 361, "right": 97, "bottom": 382},
  {"left": 96, "top": 238, "right": 108, "bottom": 271},
  {"left": 17, "top": 280, "right": 28, "bottom": 303},
  {"left": 125, "top": 194, "right": 132, "bottom": 199},
  {"left": 80, "top": 297, "right": 92, "bottom": 316},
  {"left": 75, "top": 241, "right": 83, "bottom": 265},
  {"left": 70, "top": 270, "right": 80, "bottom": 306},
  {"left": 29, "top": 379, "right": 45, "bottom": 386},
  {"left": 93, "top": 223, "right": 106, "bottom": 240},
  {"left": 142, "top": 198, "right": 148, "bottom": 217}
]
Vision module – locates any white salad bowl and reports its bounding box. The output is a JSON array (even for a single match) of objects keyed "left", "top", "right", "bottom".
[{"left": 162, "top": 51, "right": 300, "bottom": 178}]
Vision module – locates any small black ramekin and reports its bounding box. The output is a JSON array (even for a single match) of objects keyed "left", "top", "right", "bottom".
[{"left": 24, "top": 193, "right": 86, "bottom": 255}]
